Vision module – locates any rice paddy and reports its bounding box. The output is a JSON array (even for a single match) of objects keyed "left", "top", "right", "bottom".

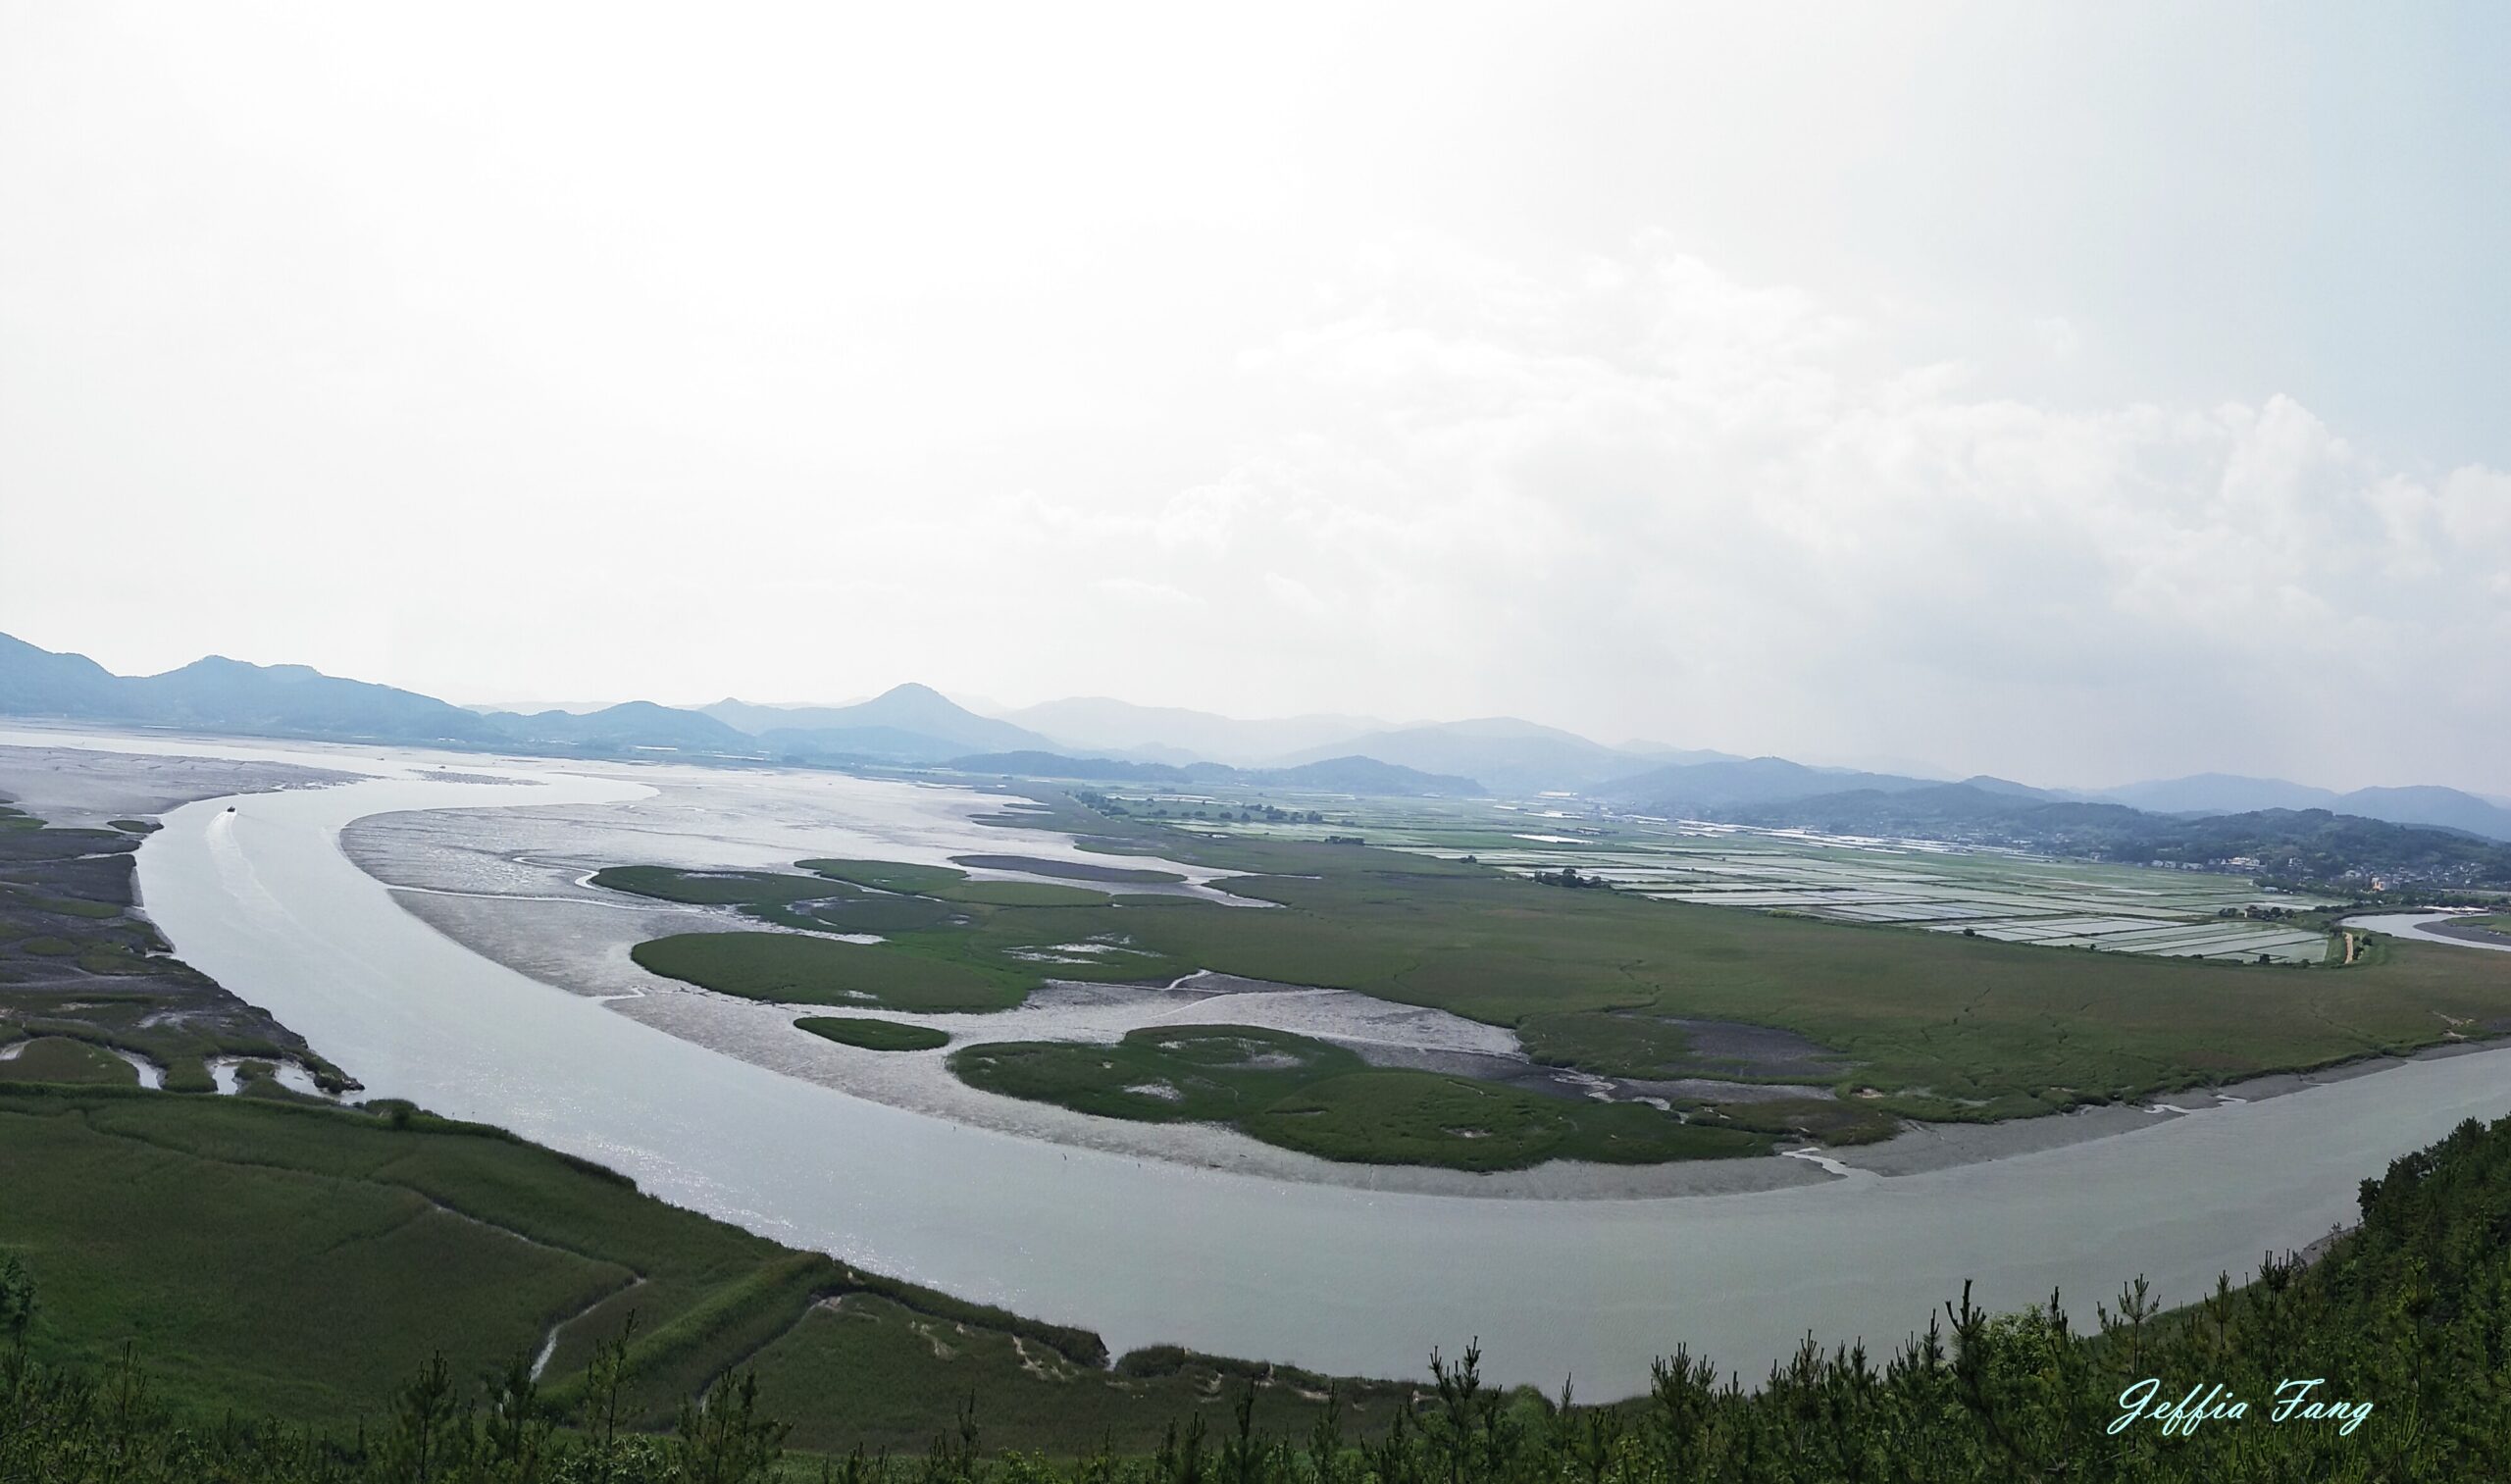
[{"left": 1085, "top": 791, "right": 2343, "bottom": 965}]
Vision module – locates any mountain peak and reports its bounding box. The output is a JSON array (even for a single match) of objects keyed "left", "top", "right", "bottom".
[{"left": 872, "top": 682, "right": 952, "bottom": 704}]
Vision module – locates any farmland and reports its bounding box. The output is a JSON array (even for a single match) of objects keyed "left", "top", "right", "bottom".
[{"left": 1074, "top": 790, "right": 2347, "bottom": 963}]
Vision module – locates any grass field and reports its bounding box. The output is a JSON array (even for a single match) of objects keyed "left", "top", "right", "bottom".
[
  {"left": 589, "top": 865, "right": 852, "bottom": 908},
  {"left": 0, "top": 1090, "right": 634, "bottom": 1423},
  {"left": 0, "top": 1085, "right": 1404, "bottom": 1458},
  {"left": 795, "top": 1015, "right": 950, "bottom": 1051},
  {"left": 934, "top": 880, "right": 1115, "bottom": 907},
  {"left": 0, "top": 1036, "right": 138, "bottom": 1086}
]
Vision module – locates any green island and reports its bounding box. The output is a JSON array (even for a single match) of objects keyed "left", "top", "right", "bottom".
[
  {"left": 952, "top": 1026, "right": 1764, "bottom": 1170},
  {"left": 796, "top": 1015, "right": 950, "bottom": 1051},
  {"left": 932, "top": 879, "right": 1115, "bottom": 907},
  {"left": 633, "top": 932, "right": 1027, "bottom": 1013},
  {"left": 597, "top": 792, "right": 2511, "bottom": 1169},
  {"left": 798, "top": 858, "right": 972, "bottom": 894},
  {"left": 950, "top": 852, "right": 1190, "bottom": 885}
]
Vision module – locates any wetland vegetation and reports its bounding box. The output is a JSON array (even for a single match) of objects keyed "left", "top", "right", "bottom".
[
  {"left": 633, "top": 933, "right": 1027, "bottom": 1013},
  {"left": 952, "top": 1026, "right": 1768, "bottom": 1170},
  {"left": 795, "top": 1015, "right": 950, "bottom": 1052},
  {"left": 597, "top": 788, "right": 2511, "bottom": 1166},
  {"left": 0, "top": 800, "right": 350, "bottom": 1096},
  {"left": 0, "top": 1084, "right": 1412, "bottom": 1464}
]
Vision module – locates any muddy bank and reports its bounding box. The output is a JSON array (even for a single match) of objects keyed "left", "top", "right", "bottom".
[
  {"left": 1843, "top": 1033, "right": 2511, "bottom": 1176},
  {"left": 379, "top": 882, "right": 1829, "bottom": 1198},
  {"left": 0, "top": 741, "right": 356, "bottom": 826}
]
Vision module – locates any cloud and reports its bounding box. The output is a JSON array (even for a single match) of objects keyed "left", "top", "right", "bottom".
[{"left": 830, "top": 236, "right": 2507, "bottom": 790}]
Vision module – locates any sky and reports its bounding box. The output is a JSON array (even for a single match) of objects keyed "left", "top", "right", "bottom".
[{"left": 4, "top": 2, "right": 2507, "bottom": 792}]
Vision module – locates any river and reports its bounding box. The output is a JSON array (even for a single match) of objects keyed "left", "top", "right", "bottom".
[{"left": 81, "top": 732, "right": 2511, "bottom": 1395}]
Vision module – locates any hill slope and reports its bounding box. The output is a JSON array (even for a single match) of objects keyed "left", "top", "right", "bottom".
[
  {"left": 1275, "top": 719, "right": 1662, "bottom": 793},
  {"left": 483, "top": 701, "right": 756, "bottom": 753},
  {"left": 704, "top": 685, "right": 1061, "bottom": 758},
  {"left": 0, "top": 636, "right": 504, "bottom": 744}
]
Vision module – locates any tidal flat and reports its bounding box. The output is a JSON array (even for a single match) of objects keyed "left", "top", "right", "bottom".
[
  {"left": 340, "top": 767, "right": 1842, "bottom": 1195},
  {"left": 335, "top": 760, "right": 2511, "bottom": 1197}
]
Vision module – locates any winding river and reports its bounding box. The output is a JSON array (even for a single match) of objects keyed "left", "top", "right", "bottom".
[{"left": 103, "top": 739, "right": 2511, "bottom": 1395}]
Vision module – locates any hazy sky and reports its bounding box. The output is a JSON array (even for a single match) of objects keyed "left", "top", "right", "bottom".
[{"left": 5, "top": 3, "right": 2507, "bottom": 791}]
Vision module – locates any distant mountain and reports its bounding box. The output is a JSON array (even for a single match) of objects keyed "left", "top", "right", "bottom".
[
  {"left": 999, "top": 696, "right": 1396, "bottom": 766},
  {"left": 127, "top": 656, "right": 508, "bottom": 742},
  {"left": 1274, "top": 719, "right": 1660, "bottom": 794},
  {"left": 483, "top": 701, "right": 754, "bottom": 753},
  {"left": 702, "top": 686, "right": 1058, "bottom": 757},
  {"left": 944, "top": 750, "right": 1480, "bottom": 797},
  {"left": 458, "top": 699, "right": 620, "bottom": 716},
  {"left": 0, "top": 635, "right": 504, "bottom": 744},
  {"left": 2096, "top": 774, "right": 2511, "bottom": 843},
  {"left": 1261, "top": 755, "right": 1484, "bottom": 796},
  {"left": 1594, "top": 756, "right": 1940, "bottom": 815},
  {"left": 2100, "top": 773, "right": 2340, "bottom": 815},
  {"left": 1717, "top": 783, "right": 2145, "bottom": 839},
  {"left": 0, "top": 634, "right": 122, "bottom": 716},
  {"left": 1615, "top": 739, "right": 1746, "bottom": 765},
  {"left": 12, "top": 630, "right": 2508, "bottom": 846},
  {"left": 1959, "top": 775, "right": 2064, "bottom": 799},
  {"left": 2332, "top": 785, "right": 2511, "bottom": 844},
  {"left": 1712, "top": 783, "right": 2511, "bottom": 891}
]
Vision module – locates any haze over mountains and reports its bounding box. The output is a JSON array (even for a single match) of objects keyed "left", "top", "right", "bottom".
[{"left": 7, "top": 630, "right": 2510, "bottom": 846}]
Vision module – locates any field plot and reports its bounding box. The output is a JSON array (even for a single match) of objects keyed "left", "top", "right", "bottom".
[
  {"left": 1472, "top": 833, "right": 2335, "bottom": 963},
  {"left": 1077, "top": 790, "right": 2336, "bottom": 964}
]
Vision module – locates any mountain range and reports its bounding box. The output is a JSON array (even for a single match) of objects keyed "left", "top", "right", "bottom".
[
  {"left": 2092, "top": 772, "right": 2511, "bottom": 843},
  {"left": 4, "top": 631, "right": 2507, "bottom": 844}
]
